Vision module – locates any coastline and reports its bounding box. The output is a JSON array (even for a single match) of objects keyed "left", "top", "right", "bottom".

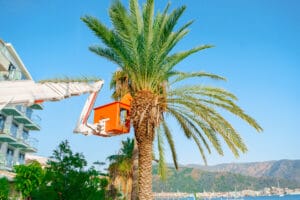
[{"left": 154, "top": 187, "right": 300, "bottom": 199}]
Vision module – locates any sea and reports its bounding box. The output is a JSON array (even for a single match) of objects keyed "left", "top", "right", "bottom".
[
  {"left": 154, "top": 194, "right": 300, "bottom": 200},
  {"left": 209, "top": 195, "right": 300, "bottom": 200}
]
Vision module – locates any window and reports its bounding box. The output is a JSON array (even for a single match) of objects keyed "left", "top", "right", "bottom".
[
  {"left": 0, "top": 114, "right": 5, "bottom": 131},
  {"left": 8, "top": 63, "right": 16, "bottom": 71},
  {"left": 10, "top": 122, "right": 18, "bottom": 138},
  {"left": 22, "top": 129, "right": 29, "bottom": 141},
  {"left": 16, "top": 105, "right": 23, "bottom": 112},
  {"left": 8, "top": 64, "right": 23, "bottom": 80},
  {"left": 8, "top": 64, "right": 16, "bottom": 80},
  {"left": 120, "top": 108, "right": 127, "bottom": 126},
  {"left": 6, "top": 148, "right": 14, "bottom": 168},
  {"left": 21, "top": 72, "right": 27, "bottom": 80},
  {"left": 26, "top": 108, "right": 33, "bottom": 119},
  {"left": 19, "top": 153, "right": 25, "bottom": 165}
]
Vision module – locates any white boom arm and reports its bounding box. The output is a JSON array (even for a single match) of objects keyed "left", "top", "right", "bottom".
[
  {"left": 0, "top": 80, "right": 108, "bottom": 136},
  {"left": 73, "top": 83, "right": 111, "bottom": 137}
]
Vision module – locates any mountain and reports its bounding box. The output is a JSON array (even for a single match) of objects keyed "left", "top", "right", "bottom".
[
  {"left": 152, "top": 160, "right": 300, "bottom": 193},
  {"left": 186, "top": 159, "right": 300, "bottom": 183}
]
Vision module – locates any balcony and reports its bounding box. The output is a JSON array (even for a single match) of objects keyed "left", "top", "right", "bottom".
[
  {"left": 0, "top": 129, "right": 38, "bottom": 153},
  {"left": 0, "top": 50, "right": 10, "bottom": 71},
  {"left": 10, "top": 142, "right": 37, "bottom": 153},
  {"left": 0, "top": 153, "right": 9, "bottom": 170},
  {"left": 0, "top": 42, "right": 17, "bottom": 70},
  {"left": 10, "top": 139, "right": 28, "bottom": 149},
  {"left": 1, "top": 106, "right": 22, "bottom": 117},
  {"left": 23, "top": 115, "right": 41, "bottom": 131},
  {"left": 21, "top": 137, "right": 38, "bottom": 153},
  {"left": 0, "top": 153, "right": 15, "bottom": 171},
  {"left": 0, "top": 43, "right": 27, "bottom": 80},
  {"left": 1, "top": 106, "right": 41, "bottom": 131},
  {"left": 0, "top": 128, "right": 17, "bottom": 143},
  {"left": 30, "top": 103, "right": 44, "bottom": 110}
]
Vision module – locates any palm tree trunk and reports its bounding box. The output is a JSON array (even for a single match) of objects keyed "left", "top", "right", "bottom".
[
  {"left": 137, "top": 136, "right": 153, "bottom": 200},
  {"left": 131, "top": 138, "right": 139, "bottom": 200},
  {"left": 131, "top": 90, "right": 158, "bottom": 200}
]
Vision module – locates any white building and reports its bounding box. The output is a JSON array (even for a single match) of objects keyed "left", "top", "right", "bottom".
[{"left": 0, "top": 39, "right": 42, "bottom": 174}]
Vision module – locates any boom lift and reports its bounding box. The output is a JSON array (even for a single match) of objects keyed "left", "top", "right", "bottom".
[{"left": 0, "top": 80, "right": 131, "bottom": 137}]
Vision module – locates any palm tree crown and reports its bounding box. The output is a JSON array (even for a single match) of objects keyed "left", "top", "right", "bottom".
[
  {"left": 82, "top": 0, "right": 262, "bottom": 199},
  {"left": 107, "top": 138, "right": 134, "bottom": 174}
]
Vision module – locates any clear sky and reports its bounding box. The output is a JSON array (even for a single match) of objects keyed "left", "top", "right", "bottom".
[{"left": 0, "top": 0, "right": 299, "bottom": 167}]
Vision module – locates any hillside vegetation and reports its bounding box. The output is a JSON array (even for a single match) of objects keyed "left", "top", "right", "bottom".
[
  {"left": 188, "top": 160, "right": 300, "bottom": 183},
  {"left": 152, "top": 160, "right": 300, "bottom": 193}
]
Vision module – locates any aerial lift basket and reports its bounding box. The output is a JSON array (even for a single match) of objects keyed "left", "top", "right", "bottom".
[{"left": 94, "top": 101, "right": 130, "bottom": 135}]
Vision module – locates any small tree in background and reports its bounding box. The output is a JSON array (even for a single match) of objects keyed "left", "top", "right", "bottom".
[
  {"left": 107, "top": 138, "right": 134, "bottom": 199},
  {"left": 14, "top": 161, "right": 43, "bottom": 200},
  {"left": 32, "top": 140, "right": 120, "bottom": 200},
  {"left": 0, "top": 177, "right": 9, "bottom": 200}
]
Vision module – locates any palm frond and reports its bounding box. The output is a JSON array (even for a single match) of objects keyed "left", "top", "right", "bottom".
[
  {"left": 191, "top": 134, "right": 207, "bottom": 164},
  {"left": 143, "top": 0, "right": 154, "bottom": 53},
  {"left": 157, "top": 127, "right": 168, "bottom": 180},
  {"left": 158, "top": 5, "right": 187, "bottom": 50},
  {"left": 81, "top": 15, "right": 113, "bottom": 48},
  {"left": 129, "top": 0, "right": 143, "bottom": 34},
  {"left": 81, "top": 15, "right": 134, "bottom": 68},
  {"left": 89, "top": 46, "right": 122, "bottom": 66},
  {"left": 167, "top": 108, "right": 210, "bottom": 163},
  {"left": 168, "top": 93, "right": 249, "bottom": 157},
  {"left": 162, "top": 120, "right": 178, "bottom": 169},
  {"left": 170, "top": 71, "right": 225, "bottom": 85}
]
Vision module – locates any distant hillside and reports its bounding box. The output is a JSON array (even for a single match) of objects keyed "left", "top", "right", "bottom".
[
  {"left": 152, "top": 164, "right": 300, "bottom": 193},
  {"left": 186, "top": 159, "right": 300, "bottom": 183}
]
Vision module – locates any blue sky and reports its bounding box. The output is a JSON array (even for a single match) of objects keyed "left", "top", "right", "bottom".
[{"left": 0, "top": 0, "right": 299, "bottom": 167}]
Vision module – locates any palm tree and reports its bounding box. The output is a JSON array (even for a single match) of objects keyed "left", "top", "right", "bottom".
[
  {"left": 82, "top": 0, "right": 262, "bottom": 199},
  {"left": 107, "top": 138, "right": 134, "bottom": 199},
  {"left": 110, "top": 70, "right": 168, "bottom": 200}
]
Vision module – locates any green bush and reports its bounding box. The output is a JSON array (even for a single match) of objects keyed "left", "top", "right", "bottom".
[
  {"left": 0, "top": 177, "right": 9, "bottom": 200},
  {"left": 14, "top": 161, "right": 44, "bottom": 199}
]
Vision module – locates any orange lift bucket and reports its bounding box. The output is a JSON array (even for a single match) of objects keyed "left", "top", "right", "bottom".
[{"left": 93, "top": 102, "right": 130, "bottom": 135}]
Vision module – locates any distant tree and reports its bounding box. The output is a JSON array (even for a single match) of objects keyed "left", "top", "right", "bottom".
[
  {"left": 14, "top": 161, "right": 44, "bottom": 200},
  {"left": 32, "top": 140, "right": 119, "bottom": 200},
  {"left": 107, "top": 138, "right": 134, "bottom": 199},
  {"left": 0, "top": 177, "right": 9, "bottom": 200}
]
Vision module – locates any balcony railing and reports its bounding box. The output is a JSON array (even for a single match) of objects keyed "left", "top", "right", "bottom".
[
  {"left": 0, "top": 45, "right": 27, "bottom": 81},
  {"left": 17, "top": 105, "right": 24, "bottom": 112},
  {"left": 30, "top": 114, "right": 41, "bottom": 127},
  {"left": 0, "top": 153, "right": 16, "bottom": 171},
  {"left": 0, "top": 153, "right": 6, "bottom": 169},
  {"left": 0, "top": 127, "right": 18, "bottom": 143},
  {"left": 0, "top": 153, "right": 26, "bottom": 171},
  {"left": 23, "top": 135, "right": 38, "bottom": 148},
  {"left": 6, "top": 156, "right": 14, "bottom": 168},
  {"left": 0, "top": 43, "right": 23, "bottom": 74},
  {"left": 15, "top": 105, "right": 40, "bottom": 124},
  {"left": 2, "top": 106, "right": 41, "bottom": 130},
  {"left": 9, "top": 134, "right": 38, "bottom": 152}
]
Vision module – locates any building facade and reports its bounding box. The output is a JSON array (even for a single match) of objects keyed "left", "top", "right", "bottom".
[{"left": 0, "top": 39, "right": 41, "bottom": 175}]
